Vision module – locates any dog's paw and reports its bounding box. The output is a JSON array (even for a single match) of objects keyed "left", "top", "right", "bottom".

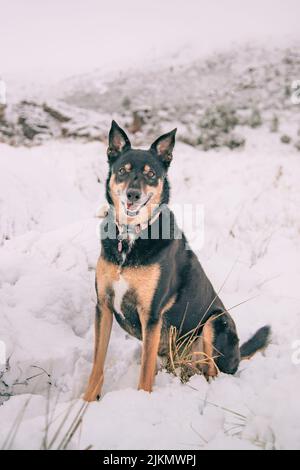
[{"left": 83, "top": 385, "right": 102, "bottom": 402}]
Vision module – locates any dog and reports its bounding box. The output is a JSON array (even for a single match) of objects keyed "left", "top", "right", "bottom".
[{"left": 83, "top": 121, "right": 270, "bottom": 401}]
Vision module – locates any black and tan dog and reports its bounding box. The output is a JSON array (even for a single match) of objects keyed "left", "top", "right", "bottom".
[{"left": 84, "top": 121, "right": 270, "bottom": 401}]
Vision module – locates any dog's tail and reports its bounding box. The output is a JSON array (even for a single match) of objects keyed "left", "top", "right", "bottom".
[{"left": 240, "top": 325, "right": 271, "bottom": 360}]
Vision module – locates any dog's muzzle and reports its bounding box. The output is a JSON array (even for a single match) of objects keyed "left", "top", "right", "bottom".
[{"left": 121, "top": 191, "right": 153, "bottom": 217}]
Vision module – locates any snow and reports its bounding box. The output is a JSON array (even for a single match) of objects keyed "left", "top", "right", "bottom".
[
  {"left": 1, "top": 0, "right": 300, "bottom": 447},
  {"left": 1, "top": 125, "right": 300, "bottom": 449}
]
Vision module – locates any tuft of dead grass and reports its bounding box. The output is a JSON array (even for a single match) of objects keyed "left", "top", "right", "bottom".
[{"left": 164, "top": 325, "right": 219, "bottom": 383}]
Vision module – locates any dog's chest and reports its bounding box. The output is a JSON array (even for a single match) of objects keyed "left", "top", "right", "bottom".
[
  {"left": 110, "top": 268, "right": 142, "bottom": 339},
  {"left": 97, "top": 258, "right": 160, "bottom": 335},
  {"left": 112, "top": 274, "right": 130, "bottom": 318}
]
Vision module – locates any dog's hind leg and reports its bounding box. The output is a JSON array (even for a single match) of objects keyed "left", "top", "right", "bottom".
[
  {"left": 198, "top": 317, "right": 219, "bottom": 379},
  {"left": 83, "top": 303, "right": 113, "bottom": 402}
]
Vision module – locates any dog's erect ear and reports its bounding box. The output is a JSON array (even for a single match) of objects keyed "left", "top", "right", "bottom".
[
  {"left": 150, "top": 129, "right": 177, "bottom": 166},
  {"left": 107, "top": 120, "right": 131, "bottom": 161}
]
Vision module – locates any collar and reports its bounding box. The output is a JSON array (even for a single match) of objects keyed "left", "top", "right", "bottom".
[{"left": 115, "top": 206, "right": 161, "bottom": 253}]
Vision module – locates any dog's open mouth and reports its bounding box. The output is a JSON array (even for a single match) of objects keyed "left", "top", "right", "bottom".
[{"left": 122, "top": 193, "right": 152, "bottom": 217}]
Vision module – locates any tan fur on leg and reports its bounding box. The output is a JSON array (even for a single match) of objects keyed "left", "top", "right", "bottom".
[
  {"left": 138, "top": 319, "right": 162, "bottom": 392},
  {"left": 201, "top": 317, "right": 218, "bottom": 378},
  {"left": 83, "top": 304, "right": 113, "bottom": 402}
]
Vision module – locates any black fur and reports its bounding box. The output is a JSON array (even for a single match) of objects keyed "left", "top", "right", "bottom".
[{"left": 240, "top": 326, "right": 271, "bottom": 359}]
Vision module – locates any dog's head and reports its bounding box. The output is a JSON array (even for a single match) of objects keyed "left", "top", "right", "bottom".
[{"left": 106, "top": 121, "right": 176, "bottom": 226}]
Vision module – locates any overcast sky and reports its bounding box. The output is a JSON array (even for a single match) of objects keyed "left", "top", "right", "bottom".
[{"left": 1, "top": 0, "right": 299, "bottom": 84}]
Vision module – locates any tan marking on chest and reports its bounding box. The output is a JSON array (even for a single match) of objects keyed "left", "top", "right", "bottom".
[
  {"left": 96, "top": 257, "right": 160, "bottom": 320},
  {"left": 122, "top": 264, "right": 160, "bottom": 324},
  {"left": 96, "top": 257, "right": 119, "bottom": 299},
  {"left": 161, "top": 295, "right": 176, "bottom": 315}
]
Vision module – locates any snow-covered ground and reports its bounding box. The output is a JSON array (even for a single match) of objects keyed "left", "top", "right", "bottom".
[
  {"left": 1, "top": 0, "right": 300, "bottom": 451},
  {"left": 1, "top": 124, "right": 300, "bottom": 449}
]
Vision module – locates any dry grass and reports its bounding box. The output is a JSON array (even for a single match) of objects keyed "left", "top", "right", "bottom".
[
  {"left": 163, "top": 267, "right": 259, "bottom": 384},
  {"left": 164, "top": 325, "right": 219, "bottom": 383},
  {"left": 0, "top": 364, "right": 90, "bottom": 451}
]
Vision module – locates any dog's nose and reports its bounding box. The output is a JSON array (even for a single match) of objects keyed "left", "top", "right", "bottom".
[{"left": 126, "top": 188, "right": 141, "bottom": 203}]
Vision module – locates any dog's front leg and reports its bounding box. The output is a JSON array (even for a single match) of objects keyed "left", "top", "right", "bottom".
[
  {"left": 83, "top": 303, "right": 113, "bottom": 402},
  {"left": 138, "top": 318, "right": 162, "bottom": 392}
]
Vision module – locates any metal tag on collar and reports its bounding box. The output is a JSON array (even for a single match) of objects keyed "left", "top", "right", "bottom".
[{"left": 117, "top": 231, "right": 124, "bottom": 253}]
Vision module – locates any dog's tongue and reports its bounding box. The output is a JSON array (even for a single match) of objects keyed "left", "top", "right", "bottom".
[{"left": 127, "top": 202, "right": 134, "bottom": 210}]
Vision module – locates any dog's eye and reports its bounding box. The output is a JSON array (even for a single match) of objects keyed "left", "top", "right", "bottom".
[
  {"left": 118, "top": 167, "right": 126, "bottom": 176},
  {"left": 148, "top": 170, "right": 156, "bottom": 179}
]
